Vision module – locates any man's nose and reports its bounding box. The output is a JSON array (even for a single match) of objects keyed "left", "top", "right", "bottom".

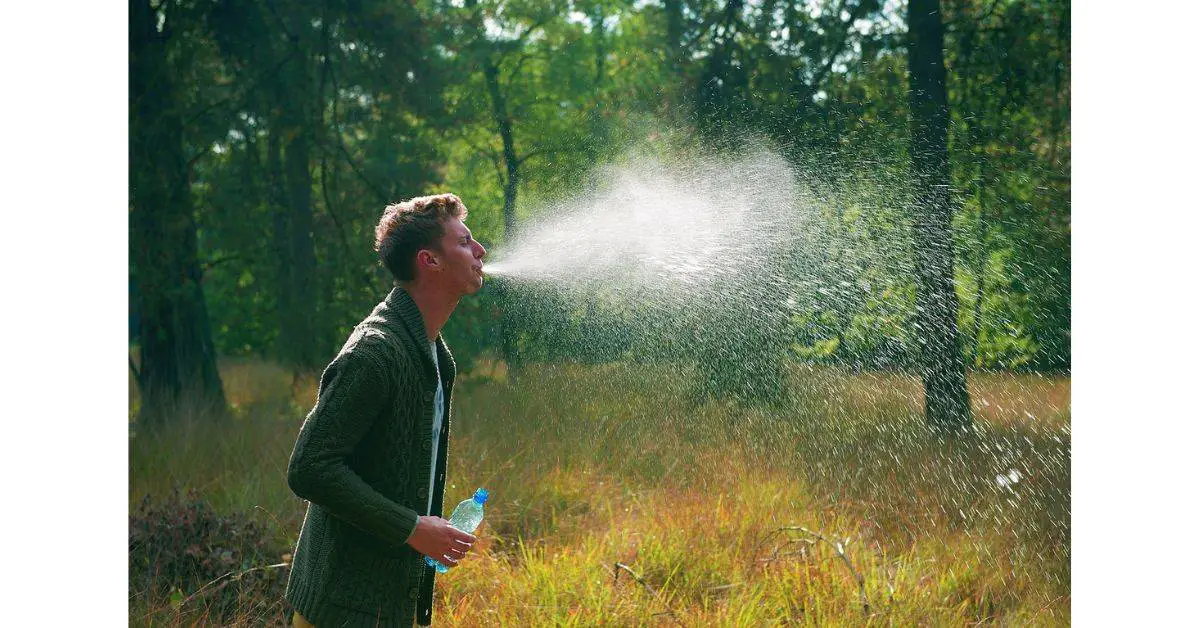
[{"left": 475, "top": 242, "right": 487, "bottom": 259}]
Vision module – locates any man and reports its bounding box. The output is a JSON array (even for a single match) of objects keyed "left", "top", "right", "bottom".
[{"left": 285, "top": 193, "right": 487, "bottom": 627}]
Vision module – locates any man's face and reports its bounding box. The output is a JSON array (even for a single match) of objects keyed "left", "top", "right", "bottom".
[{"left": 430, "top": 217, "right": 487, "bottom": 295}]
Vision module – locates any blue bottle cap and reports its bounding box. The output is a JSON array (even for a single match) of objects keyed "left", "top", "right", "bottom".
[{"left": 473, "top": 488, "right": 489, "bottom": 505}]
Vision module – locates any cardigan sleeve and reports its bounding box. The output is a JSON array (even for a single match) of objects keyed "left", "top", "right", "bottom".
[{"left": 286, "top": 345, "right": 421, "bottom": 545}]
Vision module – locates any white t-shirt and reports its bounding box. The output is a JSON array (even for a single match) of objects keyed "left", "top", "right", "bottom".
[{"left": 427, "top": 342, "right": 444, "bottom": 515}]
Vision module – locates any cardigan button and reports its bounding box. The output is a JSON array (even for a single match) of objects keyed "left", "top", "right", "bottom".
[
  {"left": 418, "top": 487, "right": 429, "bottom": 500},
  {"left": 409, "top": 587, "right": 419, "bottom": 600},
  {"left": 421, "top": 440, "right": 432, "bottom": 452}
]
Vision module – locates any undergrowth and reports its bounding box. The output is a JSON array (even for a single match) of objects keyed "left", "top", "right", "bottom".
[{"left": 129, "top": 358, "right": 1070, "bottom": 625}]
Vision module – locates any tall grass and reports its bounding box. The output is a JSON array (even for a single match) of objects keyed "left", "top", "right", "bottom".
[{"left": 129, "top": 358, "right": 1069, "bottom": 625}]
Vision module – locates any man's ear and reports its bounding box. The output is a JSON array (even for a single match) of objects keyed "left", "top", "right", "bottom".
[{"left": 417, "top": 249, "right": 440, "bottom": 271}]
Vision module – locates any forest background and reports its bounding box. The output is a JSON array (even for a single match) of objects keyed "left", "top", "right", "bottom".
[
  {"left": 129, "top": 0, "right": 1069, "bottom": 405},
  {"left": 8, "top": 0, "right": 1193, "bottom": 624},
  {"left": 119, "top": 0, "right": 1084, "bottom": 624}
]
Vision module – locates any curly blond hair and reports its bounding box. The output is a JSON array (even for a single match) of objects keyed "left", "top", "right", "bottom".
[{"left": 374, "top": 193, "right": 469, "bottom": 281}]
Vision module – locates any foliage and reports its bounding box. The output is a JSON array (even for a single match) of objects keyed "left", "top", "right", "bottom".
[
  {"left": 128, "top": 488, "right": 291, "bottom": 624},
  {"left": 130, "top": 0, "right": 1070, "bottom": 392}
]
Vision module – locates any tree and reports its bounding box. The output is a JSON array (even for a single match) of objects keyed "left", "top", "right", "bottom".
[
  {"left": 450, "top": 0, "right": 604, "bottom": 371},
  {"left": 906, "top": 0, "right": 970, "bottom": 431},
  {"left": 942, "top": 0, "right": 1070, "bottom": 372},
  {"left": 130, "top": 0, "right": 227, "bottom": 424},
  {"left": 135, "top": 0, "right": 1068, "bottom": 389},
  {"left": 200, "top": 0, "right": 450, "bottom": 368}
]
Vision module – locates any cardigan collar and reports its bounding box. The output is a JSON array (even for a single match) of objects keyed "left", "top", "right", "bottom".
[
  {"left": 383, "top": 285, "right": 431, "bottom": 346},
  {"left": 380, "top": 285, "right": 456, "bottom": 385}
]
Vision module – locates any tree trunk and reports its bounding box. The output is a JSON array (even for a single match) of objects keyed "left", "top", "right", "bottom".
[
  {"left": 591, "top": 6, "right": 606, "bottom": 86},
  {"left": 954, "top": 9, "right": 987, "bottom": 368},
  {"left": 285, "top": 114, "right": 318, "bottom": 368},
  {"left": 129, "top": 0, "right": 226, "bottom": 424},
  {"left": 464, "top": 0, "right": 519, "bottom": 241},
  {"left": 268, "top": 117, "right": 291, "bottom": 357},
  {"left": 484, "top": 64, "right": 522, "bottom": 371},
  {"left": 698, "top": 0, "right": 745, "bottom": 129},
  {"left": 970, "top": 182, "right": 987, "bottom": 366},
  {"left": 273, "top": 45, "right": 320, "bottom": 371},
  {"left": 665, "top": 0, "right": 683, "bottom": 73},
  {"left": 906, "top": 0, "right": 971, "bottom": 432},
  {"left": 467, "top": 0, "right": 522, "bottom": 371},
  {"left": 484, "top": 61, "right": 520, "bottom": 241}
]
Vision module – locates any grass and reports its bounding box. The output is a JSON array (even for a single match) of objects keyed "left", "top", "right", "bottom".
[{"left": 129, "top": 357, "right": 1070, "bottom": 625}]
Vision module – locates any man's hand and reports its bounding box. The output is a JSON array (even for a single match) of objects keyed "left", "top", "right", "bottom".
[{"left": 407, "top": 515, "right": 476, "bottom": 568}]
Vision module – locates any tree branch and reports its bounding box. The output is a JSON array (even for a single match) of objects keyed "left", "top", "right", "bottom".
[
  {"left": 462, "top": 133, "right": 502, "bottom": 164},
  {"left": 514, "top": 17, "right": 551, "bottom": 47},
  {"left": 495, "top": 17, "right": 551, "bottom": 90},
  {"left": 317, "top": 17, "right": 376, "bottom": 294},
  {"left": 516, "top": 146, "right": 574, "bottom": 166},
  {"left": 684, "top": 7, "right": 724, "bottom": 48},
  {"left": 758, "top": 525, "right": 870, "bottom": 616},
  {"left": 176, "top": 561, "right": 290, "bottom": 610},
  {"left": 491, "top": 153, "right": 506, "bottom": 191},
  {"left": 129, "top": 354, "right": 142, "bottom": 384},
  {"left": 611, "top": 562, "right": 684, "bottom": 626},
  {"left": 200, "top": 254, "right": 241, "bottom": 274},
  {"left": 808, "top": 0, "right": 877, "bottom": 94},
  {"left": 186, "top": 144, "right": 212, "bottom": 176},
  {"left": 336, "top": 139, "right": 392, "bottom": 204},
  {"left": 506, "top": 48, "right": 539, "bottom": 87},
  {"left": 320, "top": 150, "right": 375, "bottom": 291},
  {"left": 183, "top": 49, "right": 297, "bottom": 129}
]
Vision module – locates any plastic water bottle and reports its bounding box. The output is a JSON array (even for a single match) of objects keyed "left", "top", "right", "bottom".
[{"left": 424, "top": 488, "right": 489, "bottom": 573}]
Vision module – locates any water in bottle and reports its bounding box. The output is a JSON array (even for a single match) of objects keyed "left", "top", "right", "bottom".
[{"left": 425, "top": 488, "right": 489, "bottom": 573}]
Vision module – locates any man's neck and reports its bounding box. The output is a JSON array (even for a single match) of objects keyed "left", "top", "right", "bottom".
[{"left": 401, "top": 281, "right": 459, "bottom": 341}]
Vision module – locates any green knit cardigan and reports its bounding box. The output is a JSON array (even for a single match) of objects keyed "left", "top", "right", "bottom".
[{"left": 285, "top": 287, "right": 456, "bottom": 627}]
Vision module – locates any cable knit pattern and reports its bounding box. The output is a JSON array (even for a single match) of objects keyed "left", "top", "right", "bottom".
[{"left": 285, "top": 287, "right": 456, "bottom": 627}]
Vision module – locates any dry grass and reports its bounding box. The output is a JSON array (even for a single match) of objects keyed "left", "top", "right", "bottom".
[{"left": 129, "top": 358, "right": 1070, "bottom": 626}]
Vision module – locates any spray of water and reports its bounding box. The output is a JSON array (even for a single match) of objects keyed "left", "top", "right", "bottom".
[
  {"left": 470, "top": 139, "right": 1069, "bottom": 592},
  {"left": 483, "top": 145, "right": 830, "bottom": 405},
  {"left": 484, "top": 148, "right": 808, "bottom": 292}
]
